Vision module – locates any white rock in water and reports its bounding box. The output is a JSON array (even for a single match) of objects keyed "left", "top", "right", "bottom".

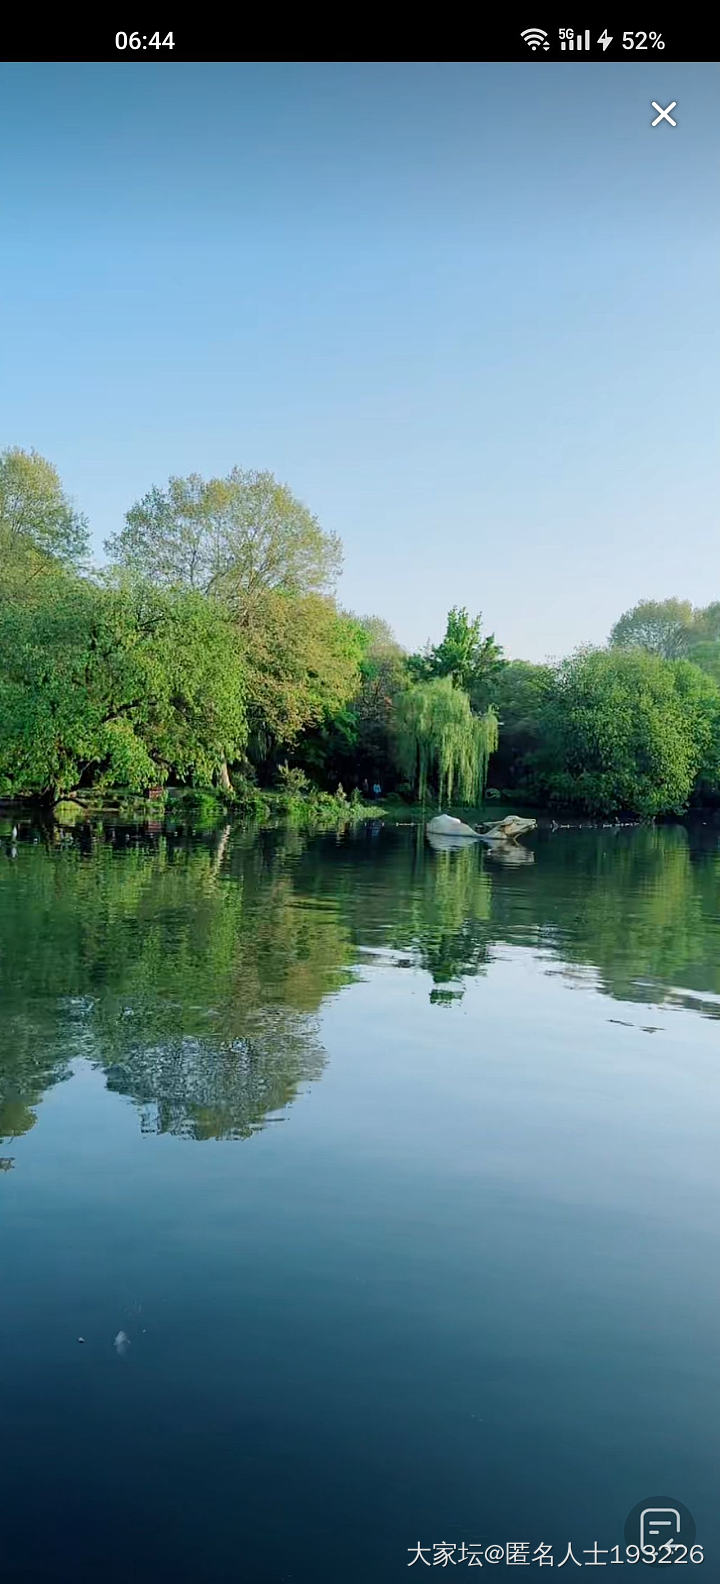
[{"left": 426, "top": 814, "right": 479, "bottom": 838}]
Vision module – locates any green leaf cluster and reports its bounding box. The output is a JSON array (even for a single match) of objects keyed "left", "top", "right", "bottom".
[
  {"left": 0, "top": 579, "right": 246, "bottom": 800},
  {"left": 394, "top": 675, "right": 498, "bottom": 807},
  {"left": 536, "top": 648, "right": 720, "bottom": 816},
  {"left": 409, "top": 606, "right": 505, "bottom": 704}
]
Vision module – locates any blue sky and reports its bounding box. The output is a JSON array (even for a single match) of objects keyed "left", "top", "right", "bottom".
[{"left": 0, "top": 61, "right": 717, "bottom": 659}]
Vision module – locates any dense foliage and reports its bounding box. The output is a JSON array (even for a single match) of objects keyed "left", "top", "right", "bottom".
[
  {"left": 534, "top": 649, "right": 720, "bottom": 816},
  {"left": 610, "top": 598, "right": 720, "bottom": 660},
  {"left": 106, "top": 467, "right": 342, "bottom": 619},
  {"left": 485, "top": 660, "right": 553, "bottom": 793},
  {"left": 394, "top": 677, "right": 498, "bottom": 806},
  {"left": 0, "top": 578, "right": 246, "bottom": 800},
  {"left": 409, "top": 606, "right": 504, "bottom": 707},
  {"left": 0, "top": 447, "right": 89, "bottom": 582},
  {"left": 1, "top": 446, "right": 720, "bottom": 817}
]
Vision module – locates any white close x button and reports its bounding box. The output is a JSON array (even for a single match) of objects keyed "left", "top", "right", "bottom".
[{"left": 651, "top": 101, "right": 677, "bottom": 126}]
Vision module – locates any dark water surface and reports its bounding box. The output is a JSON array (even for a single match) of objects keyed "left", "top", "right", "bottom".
[{"left": 2, "top": 816, "right": 719, "bottom": 1583}]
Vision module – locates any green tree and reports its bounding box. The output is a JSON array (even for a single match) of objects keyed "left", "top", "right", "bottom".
[
  {"left": 0, "top": 579, "right": 246, "bottom": 802},
  {"left": 690, "top": 602, "right": 720, "bottom": 643},
  {"left": 292, "top": 613, "right": 408, "bottom": 788},
  {"left": 0, "top": 446, "right": 89, "bottom": 579},
  {"left": 409, "top": 607, "right": 504, "bottom": 703},
  {"left": 105, "top": 468, "right": 349, "bottom": 787},
  {"left": 352, "top": 615, "right": 408, "bottom": 781},
  {"left": 106, "top": 468, "right": 342, "bottom": 619},
  {"left": 242, "top": 592, "right": 364, "bottom": 769},
  {"left": 609, "top": 598, "right": 695, "bottom": 658},
  {"left": 537, "top": 648, "right": 720, "bottom": 816},
  {"left": 688, "top": 639, "right": 720, "bottom": 688},
  {"left": 486, "top": 659, "right": 554, "bottom": 791},
  {"left": 394, "top": 675, "right": 498, "bottom": 807}
]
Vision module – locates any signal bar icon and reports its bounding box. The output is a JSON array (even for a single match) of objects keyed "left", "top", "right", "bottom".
[{"left": 559, "top": 27, "right": 591, "bottom": 49}]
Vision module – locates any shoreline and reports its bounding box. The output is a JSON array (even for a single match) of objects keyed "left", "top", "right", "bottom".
[{"left": 2, "top": 787, "right": 719, "bottom": 833}]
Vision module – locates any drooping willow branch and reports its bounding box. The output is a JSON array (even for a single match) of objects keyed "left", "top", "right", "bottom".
[{"left": 394, "top": 676, "right": 498, "bottom": 807}]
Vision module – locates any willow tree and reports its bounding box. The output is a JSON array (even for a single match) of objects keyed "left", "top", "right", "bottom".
[{"left": 395, "top": 676, "right": 498, "bottom": 807}]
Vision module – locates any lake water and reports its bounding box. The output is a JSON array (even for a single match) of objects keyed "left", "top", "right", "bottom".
[{"left": 2, "top": 814, "right": 719, "bottom": 1583}]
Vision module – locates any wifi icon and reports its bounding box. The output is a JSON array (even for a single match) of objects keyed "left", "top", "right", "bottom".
[{"left": 521, "top": 27, "right": 550, "bottom": 50}]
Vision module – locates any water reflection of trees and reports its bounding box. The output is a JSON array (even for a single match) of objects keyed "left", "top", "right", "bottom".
[
  {"left": 524, "top": 825, "right": 720, "bottom": 1014},
  {"left": 0, "top": 822, "right": 354, "bottom": 1144},
  {"left": 1, "top": 816, "right": 718, "bottom": 1151},
  {"left": 397, "top": 840, "right": 492, "bottom": 993},
  {"left": 292, "top": 824, "right": 494, "bottom": 998},
  {"left": 293, "top": 820, "right": 720, "bottom": 1016}
]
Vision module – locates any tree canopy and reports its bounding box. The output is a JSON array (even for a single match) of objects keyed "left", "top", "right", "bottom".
[
  {"left": 3, "top": 445, "right": 720, "bottom": 820},
  {"left": 0, "top": 579, "right": 246, "bottom": 801},
  {"left": 105, "top": 468, "right": 342, "bottom": 620},
  {"left": 288, "top": 613, "right": 408, "bottom": 788},
  {"left": 688, "top": 640, "right": 720, "bottom": 689},
  {"left": 486, "top": 659, "right": 554, "bottom": 792},
  {"left": 609, "top": 598, "right": 720, "bottom": 660},
  {"left": 536, "top": 648, "right": 719, "bottom": 816},
  {"left": 242, "top": 592, "right": 364, "bottom": 756},
  {"left": 409, "top": 607, "right": 504, "bottom": 703},
  {"left": 394, "top": 676, "right": 498, "bottom": 807},
  {"left": 0, "top": 446, "right": 89, "bottom": 577}
]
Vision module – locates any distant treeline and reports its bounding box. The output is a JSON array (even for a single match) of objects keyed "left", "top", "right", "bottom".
[{"left": 1, "top": 446, "right": 719, "bottom": 818}]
